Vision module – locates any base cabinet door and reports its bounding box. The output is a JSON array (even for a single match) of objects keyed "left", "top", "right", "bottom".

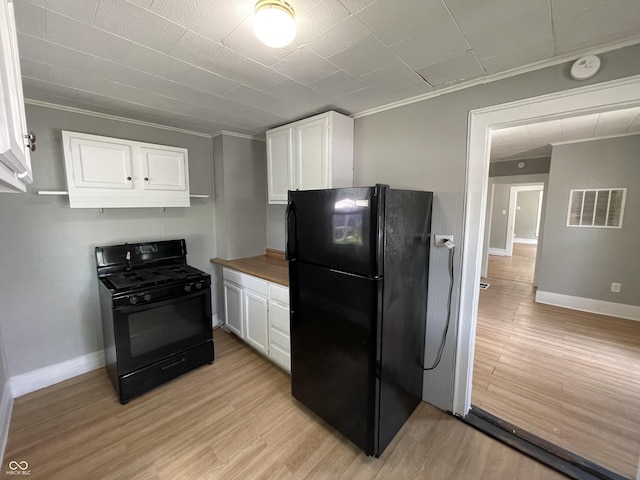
[
  {"left": 243, "top": 290, "right": 268, "bottom": 354},
  {"left": 223, "top": 281, "right": 243, "bottom": 338},
  {"left": 268, "top": 300, "right": 291, "bottom": 372}
]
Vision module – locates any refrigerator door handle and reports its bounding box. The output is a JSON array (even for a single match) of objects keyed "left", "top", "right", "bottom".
[{"left": 285, "top": 200, "right": 297, "bottom": 260}]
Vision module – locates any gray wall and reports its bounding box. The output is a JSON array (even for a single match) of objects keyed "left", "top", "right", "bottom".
[
  {"left": 537, "top": 135, "right": 640, "bottom": 306},
  {"left": 0, "top": 104, "right": 215, "bottom": 378},
  {"left": 267, "top": 204, "right": 286, "bottom": 251},
  {"left": 353, "top": 42, "right": 640, "bottom": 410},
  {"left": 490, "top": 184, "right": 510, "bottom": 249},
  {"left": 489, "top": 156, "right": 551, "bottom": 177},
  {"left": 213, "top": 135, "right": 266, "bottom": 261},
  {"left": 514, "top": 190, "right": 541, "bottom": 240}
]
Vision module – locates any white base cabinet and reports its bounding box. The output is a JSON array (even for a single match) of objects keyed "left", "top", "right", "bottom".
[
  {"left": 222, "top": 268, "right": 291, "bottom": 373},
  {"left": 266, "top": 111, "right": 354, "bottom": 204}
]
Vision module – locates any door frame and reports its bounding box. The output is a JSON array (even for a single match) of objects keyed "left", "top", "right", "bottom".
[
  {"left": 453, "top": 74, "right": 640, "bottom": 417},
  {"left": 506, "top": 184, "right": 544, "bottom": 255}
]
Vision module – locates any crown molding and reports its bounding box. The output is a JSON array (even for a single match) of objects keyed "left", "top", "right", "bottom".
[
  {"left": 353, "top": 37, "right": 640, "bottom": 119},
  {"left": 211, "top": 130, "right": 265, "bottom": 141}
]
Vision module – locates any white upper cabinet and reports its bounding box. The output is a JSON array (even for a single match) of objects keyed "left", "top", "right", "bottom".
[
  {"left": 266, "top": 111, "right": 354, "bottom": 204},
  {"left": 62, "top": 131, "right": 190, "bottom": 208},
  {"left": 0, "top": 0, "right": 33, "bottom": 192}
]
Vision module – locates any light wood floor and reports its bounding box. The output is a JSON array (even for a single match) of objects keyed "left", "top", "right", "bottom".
[
  {"left": 3, "top": 330, "right": 565, "bottom": 479},
  {"left": 475, "top": 243, "right": 640, "bottom": 478}
]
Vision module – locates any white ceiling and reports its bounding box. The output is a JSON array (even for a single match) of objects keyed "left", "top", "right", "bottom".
[
  {"left": 490, "top": 106, "right": 640, "bottom": 161},
  {"left": 13, "top": 0, "right": 640, "bottom": 135}
]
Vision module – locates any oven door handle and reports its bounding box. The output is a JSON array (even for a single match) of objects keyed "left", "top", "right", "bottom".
[{"left": 116, "top": 288, "right": 210, "bottom": 313}]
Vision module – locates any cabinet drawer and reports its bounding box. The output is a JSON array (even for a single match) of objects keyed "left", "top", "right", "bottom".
[
  {"left": 223, "top": 268, "right": 267, "bottom": 295},
  {"left": 269, "top": 301, "right": 289, "bottom": 334},
  {"left": 268, "top": 283, "right": 289, "bottom": 305},
  {"left": 269, "top": 343, "right": 291, "bottom": 373},
  {"left": 269, "top": 327, "right": 290, "bottom": 353}
]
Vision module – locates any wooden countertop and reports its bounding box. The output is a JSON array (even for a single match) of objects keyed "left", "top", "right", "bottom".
[{"left": 210, "top": 249, "right": 288, "bottom": 287}]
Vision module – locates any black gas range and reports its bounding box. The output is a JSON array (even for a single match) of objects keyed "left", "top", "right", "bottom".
[{"left": 96, "top": 239, "right": 214, "bottom": 404}]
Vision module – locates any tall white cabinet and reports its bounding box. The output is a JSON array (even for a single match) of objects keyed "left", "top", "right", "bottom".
[
  {"left": 0, "top": 0, "right": 33, "bottom": 192},
  {"left": 266, "top": 111, "right": 354, "bottom": 204}
]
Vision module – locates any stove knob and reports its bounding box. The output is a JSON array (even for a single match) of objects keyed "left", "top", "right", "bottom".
[
  {"left": 195, "top": 282, "right": 202, "bottom": 289},
  {"left": 143, "top": 294, "right": 151, "bottom": 302},
  {"left": 129, "top": 296, "right": 138, "bottom": 305},
  {"left": 184, "top": 285, "right": 192, "bottom": 292}
]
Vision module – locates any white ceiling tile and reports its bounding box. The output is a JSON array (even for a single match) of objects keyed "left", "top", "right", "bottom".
[
  {"left": 594, "top": 108, "right": 640, "bottom": 136},
  {"left": 463, "top": 3, "right": 551, "bottom": 60},
  {"left": 44, "top": 10, "right": 132, "bottom": 62},
  {"left": 445, "top": 0, "right": 547, "bottom": 33},
  {"left": 525, "top": 120, "right": 562, "bottom": 143},
  {"left": 43, "top": 0, "right": 99, "bottom": 24},
  {"left": 149, "top": 0, "right": 251, "bottom": 43},
  {"left": 84, "top": 56, "right": 151, "bottom": 88},
  {"left": 390, "top": 24, "right": 469, "bottom": 70},
  {"left": 128, "top": 0, "right": 153, "bottom": 7},
  {"left": 294, "top": 0, "right": 351, "bottom": 45},
  {"left": 94, "top": 0, "right": 186, "bottom": 53},
  {"left": 416, "top": 51, "right": 485, "bottom": 87},
  {"left": 356, "top": 0, "right": 452, "bottom": 46},
  {"left": 332, "top": 86, "right": 379, "bottom": 112},
  {"left": 121, "top": 43, "right": 193, "bottom": 81},
  {"left": 305, "top": 15, "right": 370, "bottom": 58},
  {"left": 22, "top": 77, "right": 79, "bottom": 100},
  {"left": 359, "top": 62, "right": 426, "bottom": 91},
  {"left": 170, "top": 30, "right": 242, "bottom": 73},
  {"left": 480, "top": 39, "right": 554, "bottom": 74},
  {"left": 17, "top": 34, "right": 89, "bottom": 71},
  {"left": 171, "top": 67, "right": 238, "bottom": 96},
  {"left": 221, "top": 17, "right": 294, "bottom": 66},
  {"left": 265, "top": 79, "right": 334, "bottom": 110},
  {"left": 551, "top": 0, "right": 610, "bottom": 19},
  {"left": 553, "top": 0, "right": 640, "bottom": 53},
  {"left": 338, "top": 0, "right": 376, "bottom": 14},
  {"left": 14, "top": 0, "right": 45, "bottom": 38},
  {"left": 272, "top": 47, "right": 339, "bottom": 84},
  {"left": 224, "top": 103, "right": 288, "bottom": 130},
  {"left": 559, "top": 114, "right": 599, "bottom": 140},
  {"left": 309, "top": 70, "right": 367, "bottom": 97},
  {"left": 328, "top": 35, "right": 397, "bottom": 77},
  {"left": 287, "top": 0, "right": 324, "bottom": 15},
  {"left": 20, "top": 58, "right": 51, "bottom": 80},
  {"left": 225, "top": 85, "right": 307, "bottom": 118},
  {"left": 217, "top": 57, "right": 289, "bottom": 90}
]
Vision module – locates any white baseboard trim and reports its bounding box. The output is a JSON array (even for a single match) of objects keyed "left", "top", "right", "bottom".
[
  {"left": 212, "top": 314, "right": 223, "bottom": 329},
  {"left": 488, "top": 248, "right": 507, "bottom": 256},
  {"left": 513, "top": 238, "right": 538, "bottom": 244},
  {"left": 10, "top": 350, "right": 105, "bottom": 398},
  {"left": 535, "top": 291, "right": 640, "bottom": 322},
  {"left": 0, "top": 381, "right": 13, "bottom": 470}
]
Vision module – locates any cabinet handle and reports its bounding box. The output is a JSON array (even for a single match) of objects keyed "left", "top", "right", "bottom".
[
  {"left": 127, "top": 176, "right": 132, "bottom": 181},
  {"left": 24, "top": 131, "right": 36, "bottom": 152},
  {"left": 144, "top": 177, "right": 149, "bottom": 181}
]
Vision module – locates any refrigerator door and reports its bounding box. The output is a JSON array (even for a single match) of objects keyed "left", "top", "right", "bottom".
[
  {"left": 289, "top": 261, "right": 381, "bottom": 456},
  {"left": 287, "top": 187, "right": 383, "bottom": 277}
]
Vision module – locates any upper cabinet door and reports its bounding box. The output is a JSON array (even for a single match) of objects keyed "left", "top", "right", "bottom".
[
  {"left": 266, "top": 128, "right": 292, "bottom": 204},
  {"left": 294, "top": 116, "right": 328, "bottom": 191},
  {"left": 67, "top": 135, "right": 134, "bottom": 190},
  {"left": 139, "top": 147, "right": 188, "bottom": 191},
  {"left": 0, "top": 0, "right": 32, "bottom": 188}
]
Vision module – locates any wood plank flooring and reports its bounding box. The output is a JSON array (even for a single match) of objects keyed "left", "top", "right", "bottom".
[
  {"left": 474, "top": 244, "right": 640, "bottom": 478},
  {"left": 3, "top": 330, "right": 564, "bottom": 479}
]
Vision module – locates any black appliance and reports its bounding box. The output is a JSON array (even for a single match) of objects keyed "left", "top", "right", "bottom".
[
  {"left": 95, "top": 239, "right": 214, "bottom": 404},
  {"left": 286, "top": 185, "right": 432, "bottom": 457}
]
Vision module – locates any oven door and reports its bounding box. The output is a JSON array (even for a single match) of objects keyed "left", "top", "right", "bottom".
[{"left": 113, "top": 288, "right": 212, "bottom": 375}]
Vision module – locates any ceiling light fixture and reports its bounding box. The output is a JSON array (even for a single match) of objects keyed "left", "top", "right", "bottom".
[{"left": 253, "top": 0, "right": 296, "bottom": 48}]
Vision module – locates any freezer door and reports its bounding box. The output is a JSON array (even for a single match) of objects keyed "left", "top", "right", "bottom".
[
  {"left": 287, "top": 187, "right": 382, "bottom": 277},
  {"left": 289, "top": 261, "right": 381, "bottom": 456}
]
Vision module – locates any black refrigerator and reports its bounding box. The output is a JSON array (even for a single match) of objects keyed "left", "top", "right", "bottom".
[{"left": 286, "top": 184, "right": 433, "bottom": 457}]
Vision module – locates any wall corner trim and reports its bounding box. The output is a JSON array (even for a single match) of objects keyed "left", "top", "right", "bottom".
[
  {"left": 488, "top": 248, "right": 507, "bottom": 256},
  {"left": 0, "top": 382, "right": 13, "bottom": 469},
  {"left": 535, "top": 291, "right": 640, "bottom": 322},
  {"left": 9, "top": 351, "right": 105, "bottom": 398}
]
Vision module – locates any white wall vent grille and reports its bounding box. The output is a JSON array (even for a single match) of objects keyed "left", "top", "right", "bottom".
[{"left": 566, "top": 188, "right": 626, "bottom": 228}]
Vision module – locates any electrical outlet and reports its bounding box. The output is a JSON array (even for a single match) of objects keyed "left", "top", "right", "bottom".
[
  {"left": 435, "top": 235, "right": 454, "bottom": 245},
  {"left": 611, "top": 282, "right": 621, "bottom": 293}
]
